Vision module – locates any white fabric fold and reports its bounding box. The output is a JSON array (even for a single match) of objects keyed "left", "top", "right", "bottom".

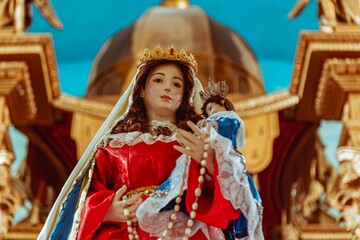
[{"left": 211, "top": 127, "right": 263, "bottom": 240}]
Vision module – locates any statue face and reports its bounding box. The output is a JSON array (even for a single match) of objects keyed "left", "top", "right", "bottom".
[
  {"left": 206, "top": 102, "right": 226, "bottom": 116},
  {"left": 142, "top": 64, "right": 184, "bottom": 122}
]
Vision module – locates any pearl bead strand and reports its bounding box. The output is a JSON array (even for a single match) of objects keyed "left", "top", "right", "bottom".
[
  {"left": 158, "top": 154, "right": 190, "bottom": 240},
  {"left": 158, "top": 135, "right": 210, "bottom": 240},
  {"left": 123, "top": 196, "right": 140, "bottom": 240}
]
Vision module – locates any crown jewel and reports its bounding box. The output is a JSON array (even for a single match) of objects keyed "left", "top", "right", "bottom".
[
  {"left": 136, "top": 45, "right": 198, "bottom": 72},
  {"left": 200, "top": 80, "right": 229, "bottom": 102}
]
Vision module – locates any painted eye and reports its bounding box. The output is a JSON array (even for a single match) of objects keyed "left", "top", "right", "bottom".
[
  {"left": 153, "top": 78, "right": 162, "bottom": 83},
  {"left": 173, "top": 82, "right": 182, "bottom": 88}
]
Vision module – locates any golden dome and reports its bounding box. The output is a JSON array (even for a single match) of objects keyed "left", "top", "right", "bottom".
[{"left": 86, "top": 3, "right": 264, "bottom": 98}]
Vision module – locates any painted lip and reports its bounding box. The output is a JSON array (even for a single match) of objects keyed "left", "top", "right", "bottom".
[{"left": 161, "top": 95, "right": 171, "bottom": 101}]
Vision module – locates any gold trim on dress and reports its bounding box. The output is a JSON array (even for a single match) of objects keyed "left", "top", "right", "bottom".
[{"left": 125, "top": 185, "right": 158, "bottom": 198}]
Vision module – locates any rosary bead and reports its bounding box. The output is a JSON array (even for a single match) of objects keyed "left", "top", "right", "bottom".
[
  {"left": 200, "top": 160, "right": 207, "bottom": 167},
  {"left": 124, "top": 209, "right": 130, "bottom": 217},
  {"left": 174, "top": 205, "right": 180, "bottom": 212},
  {"left": 190, "top": 211, "right": 196, "bottom": 218},
  {"left": 187, "top": 219, "right": 194, "bottom": 227},
  {"left": 204, "top": 144, "right": 209, "bottom": 150},
  {"left": 198, "top": 175, "right": 204, "bottom": 183},
  {"left": 175, "top": 196, "right": 182, "bottom": 203},
  {"left": 192, "top": 202, "right": 198, "bottom": 211},
  {"left": 195, "top": 187, "right": 202, "bottom": 197},
  {"left": 167, "top": 221, "right": 174, "bottom": 229},
  {"left": 185, "top": 227, "right": 192, "bottom": 236}
]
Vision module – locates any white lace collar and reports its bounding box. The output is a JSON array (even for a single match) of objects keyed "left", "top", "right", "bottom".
[
  {"left": 100, "top": 120, "right": 179, "bottom": 148},
  {"left": 149, "top": 120, "right": 177, "bottom": 136}
]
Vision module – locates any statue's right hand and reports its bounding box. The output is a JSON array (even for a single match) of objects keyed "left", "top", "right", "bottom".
[{"left": 103, "top": 185, "right": 143, "bottom": 223}]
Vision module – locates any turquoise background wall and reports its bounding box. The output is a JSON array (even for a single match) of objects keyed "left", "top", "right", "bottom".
[{"left": 27, "top": 0, "right": 320, "bottom": 96}]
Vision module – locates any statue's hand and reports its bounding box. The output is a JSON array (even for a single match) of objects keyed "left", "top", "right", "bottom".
[
  {"left": 174, "top": 121, "right": 214, "bottom": 175},
  {"left": 103, "top": 185, "right": 143, "bottom": 223}
]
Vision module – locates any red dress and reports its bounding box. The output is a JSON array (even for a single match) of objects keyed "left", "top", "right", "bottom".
[{"left": 77, "top": 139, "right": 240, "bottom": 239}]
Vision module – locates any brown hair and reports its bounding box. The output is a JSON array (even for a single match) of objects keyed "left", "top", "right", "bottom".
[
  {"left": 111, "top": 60, "right": 203, "bottom": 134},
  {"left": 201, "top": 95, "right": 235, "bottom": 118}
]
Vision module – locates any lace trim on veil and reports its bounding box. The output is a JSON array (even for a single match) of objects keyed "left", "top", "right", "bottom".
[{"left": 210, "top": 128, "right": 263, "bottom": 240}]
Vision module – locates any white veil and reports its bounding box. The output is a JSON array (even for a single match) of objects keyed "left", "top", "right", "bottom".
[{"left": 38, "top": 62, "right": 204, "bottom": 239}]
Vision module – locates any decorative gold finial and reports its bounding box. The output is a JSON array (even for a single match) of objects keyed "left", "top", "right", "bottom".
[
  {"left": 161, "top": 0, "right": 190, "bottom": 9},
  {"left": 0, "top": 0, "right": 63, "bottom": 33},
  {"left": 137, "top": 45, "right": 198, "bottom": 72}
]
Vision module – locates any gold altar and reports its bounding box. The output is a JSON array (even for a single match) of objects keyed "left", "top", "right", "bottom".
[{"left": 0, "top": 0, "right": 359, "bottom": 239}]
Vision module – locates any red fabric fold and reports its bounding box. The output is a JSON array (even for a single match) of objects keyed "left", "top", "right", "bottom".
[{"left": 186, "top": 157, "right": 240, "bottom": 229}]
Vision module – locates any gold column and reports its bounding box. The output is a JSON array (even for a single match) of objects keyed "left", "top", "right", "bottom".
[
  {"left": 0, "top": 62, "right": 31, "bottom": 234},
  {"left": 0, "top": 96, "right": 18, "bottom": 234},
  {"left": 346, "top": 93, "right": 360, "bottom": 147}
]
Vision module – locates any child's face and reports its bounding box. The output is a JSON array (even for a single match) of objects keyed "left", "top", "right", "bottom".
[{"left": 206, "top": 102, "right": 226, "bottom": 116}]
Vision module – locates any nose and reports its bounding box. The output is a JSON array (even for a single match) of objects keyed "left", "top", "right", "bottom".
[{"left": 164, "top": 82, "right": 171, "bottom": 92}]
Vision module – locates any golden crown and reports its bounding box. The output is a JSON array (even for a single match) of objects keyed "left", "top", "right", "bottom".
[
  {"left": 136, "top": 45, "right": 198, "bottom": 72},
  {"left": 200, "top": 80, "right": 229, "bottom": 103}
]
